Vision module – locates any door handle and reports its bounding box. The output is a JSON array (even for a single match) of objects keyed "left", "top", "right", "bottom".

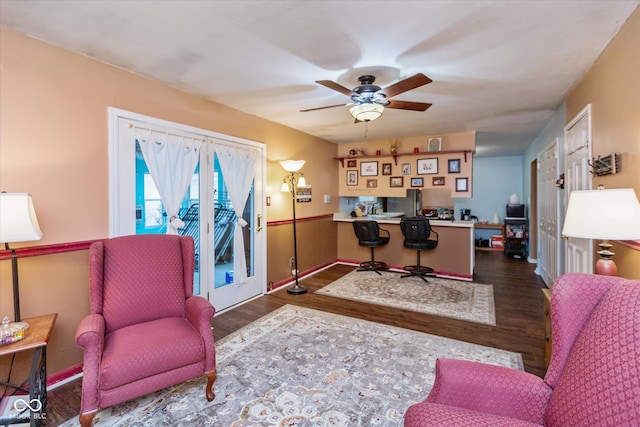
[{"left": 256, "top": 214, "right": 262, "bottom": 232}]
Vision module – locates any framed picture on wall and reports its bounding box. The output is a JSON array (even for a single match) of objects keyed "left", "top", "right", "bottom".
[
  {"left": 382, "top": 163, "right": 392, "bottom": 175},
  {"left": 347, "top": 170, "right": 358, "bottom": 186},
  {"left": 456, "top": 177, "right": 468, "bottom": 192},
  {"left": 417, "top": 158, "right": 438, "bottom": 175},
  {"left": 432, "top": 176, "right": 445, "bottom": 186},
  {"left": 347, "top": 159, "right": 357, "bottom": 168},
  {"left": 360, "top": 161, "right": 378, "bottom": 176},
  {"left": 366, "top": 179, "right": 378, "bottom": 188},
  {"left": 411, "top": 177, "right": 424, "bottom": 187},
  {"left": 390, "top": 176, "right": 404, "bottom": 187},
  {"left": 448, "top": 159, "right": 461, "bottom": 174},
  {"left": 401, "top": 163, "right": 411, "bottom": 175}
]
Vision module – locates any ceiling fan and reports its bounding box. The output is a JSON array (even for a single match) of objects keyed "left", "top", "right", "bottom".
[{"left": 301, "top": 73, "right": 433, "bottom": 122}]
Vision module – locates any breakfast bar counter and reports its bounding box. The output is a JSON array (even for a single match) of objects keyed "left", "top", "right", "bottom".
[{"left": 334, "top": 214, "right": 475, "bottom": 280}]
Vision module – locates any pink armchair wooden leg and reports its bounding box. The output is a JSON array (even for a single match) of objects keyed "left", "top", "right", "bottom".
[
  {"left": 205, "top": 369, "right": 217, "bottom": 401},
  {"left": 79, "top": 410, "right": 97, "bottom": 427}
]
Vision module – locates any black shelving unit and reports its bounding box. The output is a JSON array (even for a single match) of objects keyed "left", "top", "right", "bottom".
[{"left": 504, "top": 204, "right": 527, "bottom": 258}]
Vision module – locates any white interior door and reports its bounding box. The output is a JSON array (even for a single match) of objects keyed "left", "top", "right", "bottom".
[
  {"left": 537, "top": 139, "right": 560, "bottom": 286},
  {"left": 563, "top": 105, "right": 593, "bottom": 273}
]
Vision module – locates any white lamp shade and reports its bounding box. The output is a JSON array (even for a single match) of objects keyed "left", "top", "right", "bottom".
[
  {"left": 349, "top": 103, "right": 384, "bottom": 121},
  {"left": 562, "top": 188, "right": 640, "bottom": 240},
  {"left": 280, "top": 160, "right": 305, "bottom": 172},
  {"left": 0, "top": 193, "right": 43, "bottom": 243}
]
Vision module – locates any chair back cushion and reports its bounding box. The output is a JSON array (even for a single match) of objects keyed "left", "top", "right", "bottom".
[
  {"left": 352, "top": 220, "right": 380, "bottom": 244},
  {"left": 90, "top": 234, "right": 194, "bottom": 333},
  {"left": 401, "top": 217, "right": 437, "bottom": 250},
  {"left": 544, "top": 278, "right": 640, "bottom": 425}
]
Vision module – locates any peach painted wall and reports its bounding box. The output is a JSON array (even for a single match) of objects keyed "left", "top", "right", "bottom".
[
  {"left": 565, "top": 6, "right": 640, "bottom": 279},
  {"left": 0, "top": 27, "right": 338, "bottom": 376}
]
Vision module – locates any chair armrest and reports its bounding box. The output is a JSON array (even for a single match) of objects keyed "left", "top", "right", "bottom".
[
  {"left": 75, "top": 313, "right": 105, "bottom": 351},
  {"left": 425, "top": 358, "right": 552, "bottom": 425},
  {"left": 185, "top": 296, "right": 216, "bottom": 371},
  {"left": 379, "top": 227, "right": 390, "bottom": 238},
  {"left": 75, "top": 313, "right": 105, "bottom": 414}
]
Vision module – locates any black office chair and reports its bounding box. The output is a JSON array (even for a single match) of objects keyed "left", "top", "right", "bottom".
[
  {"left": 352, "top": 220, "right": 390, "bottom": 274},
  {"left": 400, "top": 217, "right": 438, "bottom": 282}
]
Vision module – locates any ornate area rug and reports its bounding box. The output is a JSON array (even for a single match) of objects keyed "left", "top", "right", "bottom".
[
  {"left": 61, "top": 305, "right": 521, "bottom": 426},
  {"left": 316, "top": 270, "right": 496, "bottom": 326}
]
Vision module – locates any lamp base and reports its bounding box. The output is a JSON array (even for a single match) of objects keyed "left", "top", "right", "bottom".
[
  {"left": 595, "top": 241, "right": 617, "bottom": 276},
  {"left": 287, "top": 283, "right": 308, "bottom": 295}
]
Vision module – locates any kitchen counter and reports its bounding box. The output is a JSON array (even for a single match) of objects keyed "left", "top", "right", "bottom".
[
  {"left": 332, "top": 212, "right": 474, "bottom": 228},
  {"left": 334, "top": 213, "right": 475, "bottom": 280}
]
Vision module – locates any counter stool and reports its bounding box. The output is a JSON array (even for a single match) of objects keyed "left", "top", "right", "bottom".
[
  {"left": 352, "top": 220, "right": 390, "bottom": 275},
  {"left": 400, "top": 217, "right": 438, "bottom": 282}
]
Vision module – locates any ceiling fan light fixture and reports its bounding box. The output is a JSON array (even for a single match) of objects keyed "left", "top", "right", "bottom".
[{"left": 349, "top": 103, "right": 384, "bottom": 122}]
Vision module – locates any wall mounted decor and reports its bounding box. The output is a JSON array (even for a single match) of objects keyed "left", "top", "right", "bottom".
[{"left": 417, "top": 158, "right": 438, "bottom": 175}]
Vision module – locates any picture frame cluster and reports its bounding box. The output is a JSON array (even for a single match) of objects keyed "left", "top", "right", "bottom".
[{"left": 344, "top": 155, "right": 467, "bottom": 192}]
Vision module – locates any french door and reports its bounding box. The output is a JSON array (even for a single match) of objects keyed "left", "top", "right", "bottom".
[{"left": 109, "top": 108, "right": 266, "bottom": 312}]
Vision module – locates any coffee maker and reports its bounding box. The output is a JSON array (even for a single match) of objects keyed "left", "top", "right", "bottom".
[{"left": 460, "top": 209, "right": 471, "bottom": 221}]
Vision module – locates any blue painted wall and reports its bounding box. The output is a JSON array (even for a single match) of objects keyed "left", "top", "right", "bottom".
[{"left": 454, "top": 155, "right": 524, "bottom": 224}]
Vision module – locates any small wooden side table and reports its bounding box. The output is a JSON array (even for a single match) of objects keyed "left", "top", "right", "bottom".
[{"left": 0, "top": 313, "right": 57, "bottom": 426}]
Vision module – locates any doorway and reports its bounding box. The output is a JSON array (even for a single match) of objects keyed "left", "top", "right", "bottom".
[{"left": 109, "top": 107, "right": 266, "bottom": 311}]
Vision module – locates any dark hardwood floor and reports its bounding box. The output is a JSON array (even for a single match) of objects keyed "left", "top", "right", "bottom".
[{"left": 43, "top": 250, "right": 547, "bottom": 425}]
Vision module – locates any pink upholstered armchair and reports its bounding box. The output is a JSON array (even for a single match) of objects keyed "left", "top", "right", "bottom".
[
  {"left": 404, "top": 272, "right": 639, "bottom": 426},
  {"left": 75, "top": 234, "right": 216, "bottom": 426}
]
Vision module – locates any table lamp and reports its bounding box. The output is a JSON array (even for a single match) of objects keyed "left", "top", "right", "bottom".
[
  {"left": 562, "top": 187, "right": 640, "bottom": 276},
  {"left": 0, "top": 193, "right": 43, "bottom": 321}
]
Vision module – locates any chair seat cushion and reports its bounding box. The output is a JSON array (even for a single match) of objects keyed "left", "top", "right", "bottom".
[
  {"left": 359, "top": 237, "right": 390, "bottom": 247},
  {"left": 101, "top": 317, "right": 204, "bottom": 390},
  {"left": 404, "top": 402, "right": 542, "bottom": 427},
  {"left": 404, "top": 239, "right": 438, "bottom": 251}
]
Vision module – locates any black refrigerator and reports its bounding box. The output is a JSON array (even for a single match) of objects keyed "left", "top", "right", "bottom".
[{"left": 504, "top": 204, "right": 527, "bottom": 258}]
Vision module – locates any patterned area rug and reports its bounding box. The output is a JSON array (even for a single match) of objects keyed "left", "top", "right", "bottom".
[
  {"left": 316, "top": 270, "right": 496, "bottom": 326},
  {"left": 61, "top": 305, "right": 521, "bottom": 426}
]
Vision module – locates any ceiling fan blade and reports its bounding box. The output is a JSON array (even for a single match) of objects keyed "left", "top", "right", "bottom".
[
  {"left": 300, "top": 103, "right": 348, "bottom": 112},
  {"left": 386, "top": 100, "right": 432, "bottom": 111},
  {"left": 378, "top": 73, "right": 432, "bottom": 98},
  {"left": 316, "top": 80, "right": 357, "bottom": 97}
]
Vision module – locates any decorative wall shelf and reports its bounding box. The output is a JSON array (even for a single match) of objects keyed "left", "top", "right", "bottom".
[{"left": 334, "top": 149, "right": 473, "bottom": 167}]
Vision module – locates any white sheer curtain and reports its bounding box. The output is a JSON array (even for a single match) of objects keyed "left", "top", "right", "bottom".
[
  {"left": 214, "top": 141, "right": 258, "bottom": 285},
  {"left": 136, "top": 130, "right": 202, "bottom": 234}
]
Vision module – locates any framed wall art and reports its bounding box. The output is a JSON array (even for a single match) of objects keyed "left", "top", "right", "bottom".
[
  {"left": 411, "top": 177, "right": 424, "bottom": 187},
  {"left": 432, "top": 176, "right": 445, "bottom": 186},
  {"left": 448, "top": 159, "right": 461, "bottom": 174},
  {"left": 360, "top": 161, "right": 378, "bottom": 176},
  {"left": 428, "top": 137, "right": 442, "bottom": 152},
  {"left": 346, "top": 170, "right": 358, "bottom": 186},
  {"left": 390, "top": 176, "right": 404, "bottom": 187},
  {"left": 417, "top": 158, "right": 438, "bottom": 175},
  {"left": 401, "top": 163, "right": 411, "bottom": 175},
  {"left": 366, "top": 179, "right": 378, "bottom": 188},
  {"left": 382, "top": 163, "right": 392, "bottom": 175},
  {"left": 347, "top": 159, "right": 357, "bottom": 168},
  {"left": 456, "top": 177, "right": 469, "bottom": 192}
]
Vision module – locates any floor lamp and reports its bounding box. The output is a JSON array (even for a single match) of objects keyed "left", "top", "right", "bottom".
[
  {"left": 280, "top": 160, "right": 308, "bottom": 295},
  {"left": 562, "top": 187, "right": 640, "bottom": 276},
  {"left": 0, "top": 193, "right": 43, "bottom": 322}
]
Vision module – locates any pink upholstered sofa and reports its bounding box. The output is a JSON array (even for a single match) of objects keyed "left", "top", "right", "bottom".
[
  {"left": 404, "top": 272, "right": 639, "bottom": 426},
  {"left": 75, "top": 234, "right": 217, "bottom": 426}
]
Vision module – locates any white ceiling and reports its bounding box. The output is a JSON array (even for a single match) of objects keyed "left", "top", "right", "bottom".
[{"left": 1, "top": 1, "right": 638, "bottom": 157}]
